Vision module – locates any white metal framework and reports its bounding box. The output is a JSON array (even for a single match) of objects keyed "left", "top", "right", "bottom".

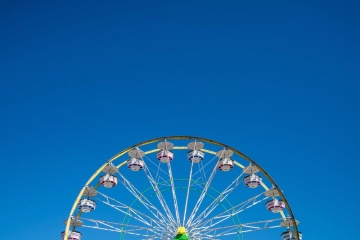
[{"left": 63, "top": 136, "right": 301, "bottom": 240}]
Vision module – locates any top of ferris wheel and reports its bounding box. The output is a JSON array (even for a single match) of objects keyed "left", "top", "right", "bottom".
[
  {"left": 156, "top": 139, "right": 205, "bottom": 151},
  {"left": 138, "top": 136, "right": 235, "bottom": 149},
  {"left": 146, "top": 136, "right": 236, "bottom": 152}
]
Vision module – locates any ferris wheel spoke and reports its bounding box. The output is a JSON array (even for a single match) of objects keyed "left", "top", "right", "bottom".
[
  {"left": 80, "top": 225, "right": 166, "bottom": 239},
  {"left": 95, "top": 191, "right": 168, "bottom": 231},
  {"left": 193, "top": 154, "right": 217, "bottom": 181},
  {"left": 190, "top": 191, "right": 268, "bottom": 230},
  {"left": 143, "top": 164, "right": 178, "bottom": 226},
  {"left": 141, "top": 153, "right": 179, "bottom": 226},
  {"left": 182, "top": 159, "right": 194, "bottom": 226},
  {"left": 188, "top": 231, "right": 219, "bottom": 240},
  {"left": 115, "top": 171, "right": 176, "bottom": 229},
  {"left": 79, "top": 217, "right": 165, "bottom": 236},
  {"left": 189, "top": 175, "right": 206, "bottom": 189},
  {"left": 143, "top": 154, "right": 170, "bottom": 180},
  {"left": 202, "top": 217, "right": 284, "bottom": 232},
  {"left": 185, "top": 154, "right": 219, "bottom": 228},
  {"left": 154, "top": 161, "right": 161, "bottom": 183},
  {"left": 190, "top": 171, "right": 246, "bottom": 225},
  {"left": 167, "top": 161, "right": 181, "bottom": 226},
  {"left": 198, "top": 161, "right": 207, "bottom": 183},
  {"left": 191, "top": 218, "right": 284, "bottom": 237}
]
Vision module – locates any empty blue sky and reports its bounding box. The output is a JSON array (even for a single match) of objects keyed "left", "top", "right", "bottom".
[{"left": 0, "top": 0, "right": 359, "bottom": 239}]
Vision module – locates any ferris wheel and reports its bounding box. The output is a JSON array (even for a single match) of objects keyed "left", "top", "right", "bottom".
[{"left": 62, "top": 136, "right": 301, "bottom": 240}]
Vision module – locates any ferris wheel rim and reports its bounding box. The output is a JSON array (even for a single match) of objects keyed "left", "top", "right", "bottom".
[{"left": 64, "top": 136, "right": 300, "bottom": 240}]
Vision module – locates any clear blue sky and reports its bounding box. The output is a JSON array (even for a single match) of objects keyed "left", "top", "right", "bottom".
[{"left": 0, "top": 0, "right": 359, "bottom": 239}]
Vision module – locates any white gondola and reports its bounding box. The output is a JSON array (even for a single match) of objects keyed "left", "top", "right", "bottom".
[
  {"left": 281, "top": 230, "right": 302, "bottom": 240},
  {"left": 266, "top": 199, "right": 285, "bottom": 213},
  {"left": 217, "top": 158, "right": 234, "bottom": 171},
  {"left": 100, "top": 174, "right": 118, "bottom": 188},
  {"left": 187, "top": 150, "right": 204, "bottom": 163},
  {"left": 61, "top": 230, "right": 82, "bottom": 240},
  {"left": 157, "top": 150, "right": 174, "bottom": 163},
  {"left": 127, "top": 157, "right": 145, "bottom": 171},
  {"left": 243, "top": 174, "right": 262, "bottom": 188},
  {"left": 78, "top": 198, "right": 96, "bottom": 212}
]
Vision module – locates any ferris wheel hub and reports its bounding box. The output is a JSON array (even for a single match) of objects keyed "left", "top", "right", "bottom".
[
  {"left": 174, "top": 227, "right": 188, "bottom": 240},
  {"left": 177, "top": 226, "right": 187, "bottom": 234}
]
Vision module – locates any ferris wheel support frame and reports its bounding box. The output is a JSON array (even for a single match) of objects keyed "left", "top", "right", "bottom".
[{"left": 64, "top": 136, "right": 300, "bottom": 240}]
